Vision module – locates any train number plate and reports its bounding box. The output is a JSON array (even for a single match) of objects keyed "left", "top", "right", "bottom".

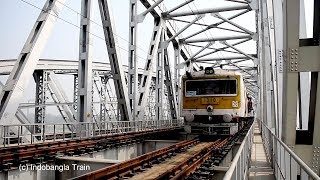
[{"left": 201, "top": 97, "right": 219, "bottom": 105}]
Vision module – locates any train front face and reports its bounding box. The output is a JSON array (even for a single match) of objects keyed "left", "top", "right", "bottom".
[{"left": 181, "top": 71, "right": 244, "bottom": 134}]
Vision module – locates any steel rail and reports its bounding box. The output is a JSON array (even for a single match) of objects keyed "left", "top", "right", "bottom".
[
  {"left": 74, "top": 138, "right": 199, "bottom": 180},
  {"left": 171, "top": 138, "right": 229, "bottom": 180},
  {"left": 157, "top": 138, "right": 228, "bottom": 180}
]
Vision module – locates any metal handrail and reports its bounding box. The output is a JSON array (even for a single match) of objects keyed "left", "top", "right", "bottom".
[
  {"left": 223, "top": 120, "right": 255, "bottom": 180},
  {"left": 0, "top": 119, "right": 176, "bottom": 126},
  {"left": 0, "top": 119, "right": 184, "bottom": 146},
  {"left": 260, "top": 120, "right": 320, "bottom": 180}
]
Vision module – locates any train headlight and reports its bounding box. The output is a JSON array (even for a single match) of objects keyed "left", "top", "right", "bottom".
[
  {"left": 232, "top": 101, "right": 239, "bottom": 108},
  {"left": 207, "top": 105, "right": 213, "bottom": 112},
  {"left": 204, "top": 67, "right": 215, "bottom": 74},
  {"left": 223, "top": 114, "right": 232, "bottom": 122},
  {"left": 184, "top": 113, "right": 194, "bottom": 122}
]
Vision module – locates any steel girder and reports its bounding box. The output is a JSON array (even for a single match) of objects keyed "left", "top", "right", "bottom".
[
  {"left": 33, "top": 70, "right": 48, "bottom": 133},
  {"left": 137, "top": 19, "right": 162, "bottom": 120},
  {"left": 280, "top": 0, "right": 320, "bottom": 174},
  {"left": 128, "top": 0, "right": 138, "bottom": 120},
  {"left": 92, "top": 72, "right": 117, "bottom": 121},
  {"left": 163, "top": 48, "right": 178, "bottom": 119},
  {"left": 98, "top": 0, "right": 132, "bottom": 121},
  {"left": 155, "top": 29, "right": 165, "bottom": 120},
  {"left": 139, "top": 0, "right": 199, "bottom": 71},
  {"left": 0, "top": 59, "right": 156, "bottom": 77},
  {"left": 0, "top": 82, "right": 31, "bottom": 125},
  {"left": 182, "top": 9, "right": 250, "bottom": 40},
  {"left": 78, "top": 0, "right": 93, "bottom": 122},
  {"left": 282, "top": 0, "right": 300, "bottom": 145},
  {"left": 0, "top": 0, "right": 66, "bottom": 127},
  {"left": 163, "top": 4, "right": 251, "bottom": 18},
  {"left": 259, "top": 0, "right": 275, "bottom": 130},
  {"left": 47, "top": 72, "right": 77, "bottom": 124},
  {"left": 174, "top": 46, "right": 181, "bottom": 118}
]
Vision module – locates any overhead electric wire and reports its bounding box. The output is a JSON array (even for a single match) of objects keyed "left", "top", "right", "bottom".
[
  {"left": 20, "top": 0, "right": 148, "bottom": 61},
  {"left": 54, "top": 0, "right": 150, "bottom": 56}
]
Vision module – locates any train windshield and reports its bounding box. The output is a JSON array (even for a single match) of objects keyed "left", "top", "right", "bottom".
[{"left": 185, "top": 79, "right": 237, "bottom": 96}]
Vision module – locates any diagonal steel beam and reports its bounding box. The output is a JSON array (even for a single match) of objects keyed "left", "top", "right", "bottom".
[
  {"left": 166, "top": 0, "right": 194, "bottom": 14},
  {"left": 139, "top": 0, "right": 199, "bottom": 71},
  {"left": 98, "top": 0, "right": 132, "bottom": 121},
  {"left": 212, "top": 13, "right": 254, "bottom": 35},
  {"left": 137, "top": 20, "right": 162, "bottom": 120},
  {"left": 163, "top": 48, "right": 178, "bottom": 119},
  {"left": 164, "top": 15, "right": 204, "bottom": 48},
  {"left": 47, "top": 72, "right": 77, "bottom": 124},
  {"left": 137, "top": 0, "right": 164, "bottom": 23},
  {"left": 220, "top": 41, "right": 257, "bottom": 62},
  {"left": 0, "top": 0, "right": 66, "bottom": 126},
  {"left": 177, "top": 38, "right": 251, "bottom": 67},
  {"left": 182, "top": 9, "right": 250, "bottom": 40},
  {"left": 196, "top": 39, "right": 251, "bottom": 59}
]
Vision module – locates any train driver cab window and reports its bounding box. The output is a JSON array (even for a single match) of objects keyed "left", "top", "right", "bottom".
[{"left": 185, "top": 79, "right": 237, "bottom": 97}]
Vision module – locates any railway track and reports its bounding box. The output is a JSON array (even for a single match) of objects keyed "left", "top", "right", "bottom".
[
  {"left": 184, "top": 119, "right": 254, "bottom": 179},
  {"left": 0, "top": 127, "right": 181, "bottom": 171},
  {"left": 75, "top": 120, "right": 254, "bottom": 180},
  {"left": 75, "top": 138, "right": 229, "bottom": 180}
]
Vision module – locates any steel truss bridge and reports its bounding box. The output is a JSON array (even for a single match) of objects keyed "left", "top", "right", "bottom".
[{"left": 0, "top": 0, "right": 320, "bottom": 179}]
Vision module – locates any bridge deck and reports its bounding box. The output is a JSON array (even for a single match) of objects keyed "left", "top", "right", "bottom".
[
  {"left": 129, "top": 142, "right": 212, "bottom": 180},
  {"left": 249, "top": 123, "right": 275, "bottom": 180}
]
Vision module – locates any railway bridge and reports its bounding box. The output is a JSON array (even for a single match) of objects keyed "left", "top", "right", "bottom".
[{"left": 0, "top": 0, "right": 320, "bottom": 179}]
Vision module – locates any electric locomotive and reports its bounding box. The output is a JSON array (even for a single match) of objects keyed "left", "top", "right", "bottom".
[{"left": 181, "top": 67, "right": 252, "bottom": 135}]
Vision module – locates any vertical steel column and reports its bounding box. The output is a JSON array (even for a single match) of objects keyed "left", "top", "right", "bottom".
[
  {"left": 98, "top": 0, "right": 132, "bottom": 121},
  {"left": 78, "top": 0, "right": 93, "bottom": 122},
  {"left": 137, "top": 19, "right": 162, "bottom": 120},
  {"left": 128, "top": 0, "right": 138, "bottom": 121},
  {"left": 155, "top": 27, "right": 165, "bottom": 121},
  {"left": 262, "top": 0, "right": 275, "bottom": 129},
  {"left": 174, "top": 46, "right": 181, "bottom": 118},
  {"left": 272, "top": 0, "right": 284, "bottom": 138},
  {"left": 0, "top": 0, "right": 66, "bottom": 125},
  {"left": 256, "top": 0, "right": 264, "bottom": 125},
  {"left": 282, "top": 0, "right": 299, "bottom": 145},
  {"left": 100, "top": 75, "right": 108, "bottom": 121},
  {"left": 33, "top": 70, "right": 48, "bottom": 133}
]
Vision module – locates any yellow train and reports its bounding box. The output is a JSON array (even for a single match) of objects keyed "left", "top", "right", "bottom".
[{"left": 181, "top": 67, "right": 252, "bottom": 135}]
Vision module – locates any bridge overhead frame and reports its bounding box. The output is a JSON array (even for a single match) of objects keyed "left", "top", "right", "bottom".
[{"left": 0, "top": 0, "right": 259, "bottom": 152}]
